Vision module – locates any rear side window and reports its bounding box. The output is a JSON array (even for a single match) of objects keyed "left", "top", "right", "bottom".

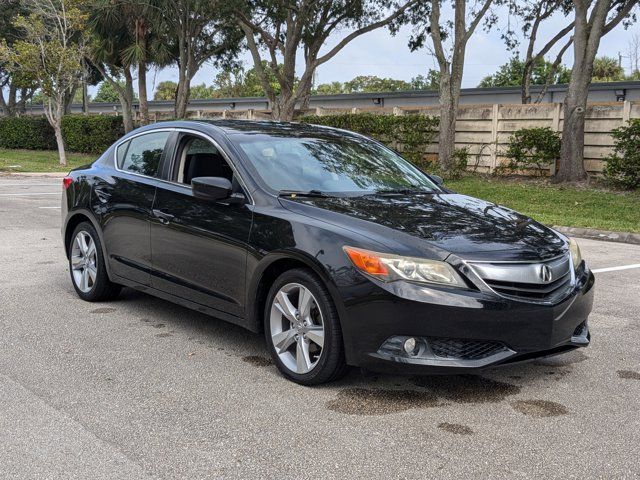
[{"left": 118, "top": 131, "right": 171, "bottom": 177}]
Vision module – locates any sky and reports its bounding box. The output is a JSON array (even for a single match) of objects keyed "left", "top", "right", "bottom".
[{"left": 128, "top": 5, "right": 640, "bottom": 96}]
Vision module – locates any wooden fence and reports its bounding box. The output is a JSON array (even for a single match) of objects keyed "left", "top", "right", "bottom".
[{"left": 151, "top": 101, "right": 638, "bottom": 174}]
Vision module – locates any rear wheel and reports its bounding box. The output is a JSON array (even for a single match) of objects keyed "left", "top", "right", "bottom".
[
  {"left": 264, "top": 268, "right": 347, "bottom": 385},
  {"left": 68, "top": 222, "right": 121, "bottom": 301}
]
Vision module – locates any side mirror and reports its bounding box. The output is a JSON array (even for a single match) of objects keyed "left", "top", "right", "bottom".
[
  {"left": 192, "top": 177, "right": 233, "bottom": 202},
  {"left": 430, "top": 174, "right": 444, "bottom": 186}
]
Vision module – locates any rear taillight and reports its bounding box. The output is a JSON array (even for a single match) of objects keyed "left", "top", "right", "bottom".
[{"left": 62, "top": 176, "right": 73, "bottom": 190}]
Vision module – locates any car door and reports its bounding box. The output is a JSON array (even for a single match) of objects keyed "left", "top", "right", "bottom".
[
  {"left": 149, "top": 132, "right": 253, "bottom": 318},
  {"left": 94, "top": 130, "right": 172, "bottom": 285}
]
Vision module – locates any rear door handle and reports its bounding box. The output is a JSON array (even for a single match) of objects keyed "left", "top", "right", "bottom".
[{"left": 152, "top": 209, "right": 175, "bottom": 225}]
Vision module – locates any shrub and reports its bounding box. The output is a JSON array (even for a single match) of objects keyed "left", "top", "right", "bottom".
[
  {"left": 0, "top": 116, "right": 56, "bottom": 150},
  {"left": 61, "top": 115, "right": 125, "bottom": 154},
  {"left": 0, "top": 115, "right": 125, "bottom": 154},
  {"left": 501, "top": 127, "right": 561, "bottom": 175},
  {"left": 446, "top": 147, "right": 470, "bottom": 179},
  {"left": 299, "top": 113, "right": 439, "bottom": 169},
  {"left": 604, "top": 120, "right": 640, "bottom": 189}
]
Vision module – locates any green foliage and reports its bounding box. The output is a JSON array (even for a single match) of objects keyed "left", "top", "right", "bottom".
[
  {"left": 213, "top": 62, "right": 292, "bottom": 98},
  {"left": 0, "top": 116, "right": 57, "bottom": 150},
  {"left": 478, "top": 57, "right": 572, "bottom": 88},
  {"left": 94, "top": 80, "right": 137, "bottom": 103},
  {"left": 604, "top": 120, "right": 640, "bottom": 189},
  {"left": 592, "top": 56, "right": 625, "bottom": 82},
  {"left": 410, "top": 70, "right": 440, "bottom": 90},
  {"left": 447, "top": 147, "right": 470, "bottom": 179},
  {"left": 500, "top": 127, "right": 561, "bottom": 175},
  {"left": 299, "top": 113, "right": 439, "bottom": 168},
  {"left": 0, "top": 115, "right": 124, "bottom": 154},
  {"left": 343, "top": 75, "right": 412, "bottom": 93},
  {"left": 153, "top": 80, "right": 177, "bottom": 101}
]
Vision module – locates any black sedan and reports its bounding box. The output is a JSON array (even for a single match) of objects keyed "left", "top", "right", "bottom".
[{"left": 61, "top": 120, "right": 594, "bottom": 385}]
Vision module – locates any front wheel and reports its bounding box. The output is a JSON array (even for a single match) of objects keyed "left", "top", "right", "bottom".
[
  {"left": 68, "top": 222, "right": 121, "bottom": 302},
  {"left": 264, "top": 268, "right": 347, "bottom": 385}
]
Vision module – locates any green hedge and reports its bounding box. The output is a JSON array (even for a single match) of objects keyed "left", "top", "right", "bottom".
[
  {"left": 0, "top": 115, "right": 125, "bottom": 154},
  {"left": 0, "top": 116, "right": 57, "bottom": 150},
  {"left": 299, "top": 113, "right": 439, "bottom": 169}
]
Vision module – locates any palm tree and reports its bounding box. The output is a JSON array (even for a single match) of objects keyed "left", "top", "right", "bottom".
[{"left": 88, "top": 0, "right": 168, "bottom": 127}]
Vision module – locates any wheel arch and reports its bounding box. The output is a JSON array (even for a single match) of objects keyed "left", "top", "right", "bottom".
[
  {"left": 245, "top": 250, "right": 346, "bottom": 335},
  {"left": 63, "top": 209, "right": 114, "bottom": 279}
]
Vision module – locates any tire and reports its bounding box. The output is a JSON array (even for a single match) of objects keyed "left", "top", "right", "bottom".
[
  {"left": 264, "top": 268, "right": 347, "bottom": 385},
  {"left": 68, "top": 221, "right": 121, "bottom": 302}
]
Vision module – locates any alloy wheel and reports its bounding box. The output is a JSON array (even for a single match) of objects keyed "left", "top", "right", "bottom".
[
  {"left": 269, "top": 283, "right": 325, "bottom": 374},
  {"left": 70, "top": 231, "right": 97, "bottom": 293}
]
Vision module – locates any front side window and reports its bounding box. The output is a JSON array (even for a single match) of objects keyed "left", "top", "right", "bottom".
[
  {"left": 118, "top": 131, "right": 171, "bottom": 177},
  {"left": 176, "top": 136, "right": 234, "bottom": 185},
  {"left": 234, "top": 132, "right": 438, "bottom": 195}
]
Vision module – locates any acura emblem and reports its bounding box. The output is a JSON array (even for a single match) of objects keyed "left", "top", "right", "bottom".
[{"left": 539, "top": 265, "right": 553, "bottom": 283}]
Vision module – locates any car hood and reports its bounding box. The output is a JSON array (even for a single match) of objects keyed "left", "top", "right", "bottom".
[{"left": 279, "top": 192, "right": 566, "bottom": 261}]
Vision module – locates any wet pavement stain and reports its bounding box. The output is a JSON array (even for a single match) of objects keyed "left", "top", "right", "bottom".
[
  {"left": 534, "top": 350, "right": 588, "bottom": 367},
  {"left": 438, "top": 422, "right": 473, "bottom": 435},
  {"left": 412, "top": 375, "right": 521, "bottom": 404},
  {"left": 91, "top": 307, "right": 116, "bottom": 314},
  {"left": 511, "top": 399, "right": 568, "bottom": 417},
  {"left": 617, "top": 370, "right": 640, "bottom": 380},
  {"left": 242, "top": 355, "right": 273, "bottom": 367},
  {"left": 326, "top": 388, "right": 440, "bottom": 416},
  {"left": 155, "top": 332, "right": 173, "bottom": 338},
  {"left": 152, "top": 323, "right": 165, "bottom": 329}
]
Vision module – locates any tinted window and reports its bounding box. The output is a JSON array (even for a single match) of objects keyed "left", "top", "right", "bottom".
[
  {"left": 119, "top": 131, "right": 170, "bottom": 177},
  {"left": 116, "top": 140, "right": 129, "bottom": 166},
  {"left": 235, "top": 133, "right": 438, "bottom": 194}
]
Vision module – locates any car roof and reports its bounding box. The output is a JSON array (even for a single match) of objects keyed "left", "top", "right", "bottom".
[{"left": 137, "top": 119, "right": 360, "bottom": 139}]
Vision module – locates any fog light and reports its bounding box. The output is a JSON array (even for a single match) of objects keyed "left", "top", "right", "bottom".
[{"left": 403, "top": 337, "right": 419, "bottom": 356}]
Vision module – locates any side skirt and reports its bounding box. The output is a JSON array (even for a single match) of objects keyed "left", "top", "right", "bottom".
[{"left": 112, "top": 274, "right": 258, "bottom": 333}]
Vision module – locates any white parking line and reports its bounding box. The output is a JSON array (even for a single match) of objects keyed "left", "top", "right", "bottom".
[
  {"left": 0, "top": 192, "right": 60, "bottom": 196},
  {"left": 592, "top": 264, "right": 640, "bottom": 273},
  {"left": 0, "top": 183, "right": 60, "bottom": 187}
]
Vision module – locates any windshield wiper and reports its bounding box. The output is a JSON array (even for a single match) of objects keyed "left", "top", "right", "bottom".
[
  {"left": 373, "top": 188, "right": 434, "bottom": 195},
  {"left": 278, "top": 189, "right": 333, "bottom": 198}
]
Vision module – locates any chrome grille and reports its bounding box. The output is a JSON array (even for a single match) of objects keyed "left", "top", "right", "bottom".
[{"left": 468, "top": 254, "right": 573, "bottom": 303}]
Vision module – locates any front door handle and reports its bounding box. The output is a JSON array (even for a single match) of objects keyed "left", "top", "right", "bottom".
[{"left": 152, "top": 209, "right": 175, "bottom": 225}]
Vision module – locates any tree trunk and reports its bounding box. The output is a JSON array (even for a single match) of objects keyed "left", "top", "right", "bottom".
[
  {"left": 436, "top": 66, "right": 461, "bottom": 173},
  {"left": 123, "top": 68, "right": 135, "bottom": 131},
  {"left": 54, "top": 123, "right": 67, "bottom": 167},
  {"left": 556, "top": 78, "right": 589, "bottom": 182},
  {"left": 45, "top": 98, "right": 67, "bottom": 166},
  {"left": 138, "top": 60, "right": 149, "bottom": 124},
  {"left": 82, "top": 80, "right": 89, "bottom": 114},
  {"left": 273, "top": 97, "right": 296, "bottom": 122},
  {"left": 437, "top": 88, "right": 457, "bottom": 172},
  {"left": 175, "top": 78, "right": 190, "bottom": 119}
]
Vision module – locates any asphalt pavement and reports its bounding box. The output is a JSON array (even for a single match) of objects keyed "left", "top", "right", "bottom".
[{"left": 0, "top": 175, "right": 639, "bottom": 479}]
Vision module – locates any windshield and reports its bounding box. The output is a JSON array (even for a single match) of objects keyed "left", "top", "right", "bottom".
[{"left": 234, "top": 132, "right": 439, "bottom": 195}]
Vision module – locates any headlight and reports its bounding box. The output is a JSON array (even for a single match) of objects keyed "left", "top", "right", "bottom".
[
  {"left": 343, "top": 246, "right": 466, "bottom": 288},
  {"left": 569, "top": 237, "right": 582, "bottom": 270}
]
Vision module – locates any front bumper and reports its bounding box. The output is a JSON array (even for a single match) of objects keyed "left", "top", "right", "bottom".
[{"left": 339, "top": 268, "right": 595, "bottom": 375}]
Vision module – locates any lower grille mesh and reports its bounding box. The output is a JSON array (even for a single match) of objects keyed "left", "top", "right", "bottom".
[
  {"left": 428, "top": 338, "right": 508, "bottom": 360},
  {"left": 573, "top": 322, "right": 587, "bottom": 337}
]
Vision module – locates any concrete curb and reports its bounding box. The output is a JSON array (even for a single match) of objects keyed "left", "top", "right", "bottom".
[{"left": 553, "top": 225, "right": 640, "bottom": 245}]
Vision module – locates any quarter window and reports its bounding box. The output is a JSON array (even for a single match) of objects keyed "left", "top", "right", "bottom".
[{"left": 118, "top": 131, "right": 171, "bottom": 177}]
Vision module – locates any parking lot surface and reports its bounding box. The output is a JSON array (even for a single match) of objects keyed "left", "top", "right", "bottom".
[{"left": 0, "top": 175, "right": 639, "bottom": 479}]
